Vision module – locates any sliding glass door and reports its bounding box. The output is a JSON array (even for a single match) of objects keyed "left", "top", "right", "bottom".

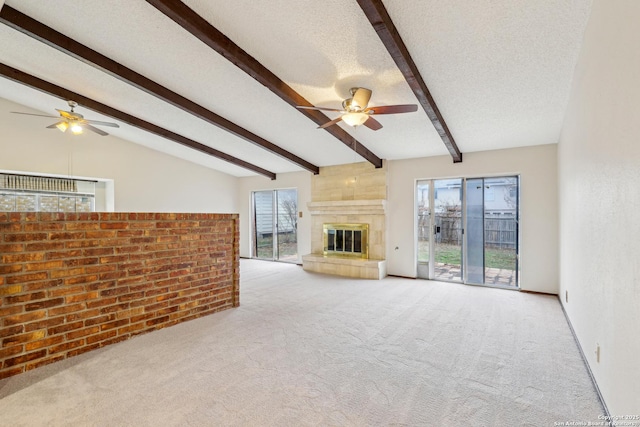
[
  {"left": 416, "top": 179, "right": 463, "bottom": 282},
  {"left": 416, "top": 176, "right": 519, "bottom": 287},
  {"left": 252, "top": 189, "right": 298, "bottom": 262},
  {"left": 465, "top": 177, "right": 519, "bottom": 287},
  {"left": 433, "top": 179, "right": 463, "bottom": 282}
]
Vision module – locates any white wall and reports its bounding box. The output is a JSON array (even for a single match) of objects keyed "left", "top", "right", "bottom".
[
  {"left": 237, "top": 171, "right": 312, "bottom": 262},
  {"left": 0, "top": 97, "right": 238, "bottom": 213},
  {"left": 388, "top": 144, "right": 558, "bottom": 293},
  {"left": 558, "top": 0, "right": 640, "bottom": 415}
]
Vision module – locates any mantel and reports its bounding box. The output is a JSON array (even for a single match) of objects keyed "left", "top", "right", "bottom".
[{"left": 307, "top": 199, "right": 386, "bottom": 216}]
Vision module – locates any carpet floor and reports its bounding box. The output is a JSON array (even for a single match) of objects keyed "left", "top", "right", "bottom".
[{"left": 0, "top": 259, "right": 604, "bottom": 426}]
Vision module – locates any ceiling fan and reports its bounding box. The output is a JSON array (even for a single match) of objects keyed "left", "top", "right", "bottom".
[
  {"left": 11, "top": 100, "right": 119, "bottom": 136},
  {"left": 297, "top": 87, "right": 418, "bottom": 131}
]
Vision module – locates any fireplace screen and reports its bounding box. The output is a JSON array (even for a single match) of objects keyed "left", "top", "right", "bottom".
[{"left": 323, "top": 223, "right": 368, "bottom": 259}]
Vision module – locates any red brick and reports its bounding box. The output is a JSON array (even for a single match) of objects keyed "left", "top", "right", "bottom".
[
  {"left": 49, "top": 285, "right": 85, "bottom": 297},
  {"left": 50, "top": 267, "right": 85, "bottom": 279},
  {"left": 24, "top": 222, "right": 65, "bottom": 232},
  {"left": 99, "top": 255, "right": 129, "bottom": 264},
  {"left": 0, "top": 264, "right": 23, "bottom": 274},
  {"left": 0, "top": 305, "right": 23, "bottom": 318},
  {"left": 48, "top": 321, "right": 83, "bottom": 336},
  {"left": 65, "top": 239, "right": 99, "bottom": 249},
  {"left": 100, "top": 222, "right": 129, "bottom": 230},
  {"left": 48, "top": 303, "right": 85, "bottom": 317},
  {"left": 3, "top": 310, "right": 46, "bottom": 326},
  {"left": 64, "top": 257, "right": 99, "bottom": 267},
  {"left": 3, "top": 330, "right": 45, "bottom": 347},
  {"left": 146, "top": 316, "right": 170, "bottom": 327},
  {"left": 85, "top": 330, "right": 117, "bottom": 345},
  {"left": 65, "top": 222, "right": 100, "bottom": 231},
  {"left": 67, "top": 326, "right": 100, "bottom": 340},
  {"left": 24, "top": 316, "right": 65, "bottom": 332},
  {"left": 86, "top": 297, "right": 117, "bottom": 309},
  {"left": 0, "top": 344, "right": 23, "bottom": 359},
  {"left": 2, "top": 252, "right": 44, "bottom": 264},
  {"left": 82, "top": 248, "right": 114, "bottom": 257},
  {"left": 48, "top": 339, "right": 85, "bottom": 355},
  {"left": 67, "top": 343, "right": 101, "bottom": 357},
  {"left": 25, "top": 297, "right": 64, "bottom": 312},
  {"left": 3, "top": 233, "right": 48, "bottom": 242},
  {"left": 64, "top": 275, "right": 99, "bottom": 286},
  {"left": 48, "top": 231, "right": 85, "bottom": 241},
  {"left": 25, "top": 335, "right": 65, "bottom": 351},
  {"left": 5, "top": 291, "right": 47, "bottom": 304},
  {"left": 0, "top": 243, "right": 25, "bottom": 253},
  {"left": 6, "top": 272, "right": 49, "bottom": 285},
  {"left": 0, "top": 366, "right": 25, "bottom": 379},
  {"left": 85, "top": 230, "right": 117, "bottom": 239},
  {"left": 46, "top": 249, "right": 82, "bottom": 259},
  {"left": 66, "top": 309, "right": 101, "bottom": 322},
  {"left": 65, "top": 291, "right": 99, "bottom": 303},
  {"left": 99, "top": 319, "right": 129, "bottom": 331},
  {"left": 0, "top": 325, "right": 24, "bottom": 339},
  {"left": 100, "top": 302, "right": 130, "bottom": 314},
  {"left": 24, "top": 260, "right": 65, "bottom": 271}
]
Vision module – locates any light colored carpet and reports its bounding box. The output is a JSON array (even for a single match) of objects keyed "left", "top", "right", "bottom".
[{"left": 0, "top": 259, "right": 603, "bottom": 426}]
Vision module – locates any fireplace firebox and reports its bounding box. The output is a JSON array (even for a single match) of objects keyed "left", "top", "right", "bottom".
[{"left": 323, "top": 223, "right": 368, "bottom": 259}]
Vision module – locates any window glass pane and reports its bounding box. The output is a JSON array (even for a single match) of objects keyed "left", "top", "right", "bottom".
[
  {"left": 39, "top": 195, "right": 59, "bottom": 212},
  {"left": 16, "top": 194, "right": 36, "bottom": 211},
  {"left": 354, "top": 230, "right": 362, "bottom": 253},
  {"left": 336, "top": 230, "right": 343, "bottom": 251},
  {"left": 345, "top": 230, "right": 353, "bottom": 252},
  {"left": 59, "top": 196, "right": 76, "bottom": 212},
  {"left": 0, "top": 193, "right": 16, "bottom": 211},
  {"left": 76, "top": 197, "right": 93, "bottom": 212}
]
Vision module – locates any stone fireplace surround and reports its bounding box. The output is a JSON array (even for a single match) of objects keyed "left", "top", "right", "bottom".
[{"left": 302, "top": 199, "right": 386, "bottom": 279}]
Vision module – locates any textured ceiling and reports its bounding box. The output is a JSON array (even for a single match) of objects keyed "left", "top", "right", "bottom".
[{"left": 0, "top": 0, "right": 592, "bottom": 178}]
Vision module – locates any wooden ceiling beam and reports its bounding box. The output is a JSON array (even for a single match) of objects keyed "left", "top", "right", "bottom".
[
  {"left": 0, "top": 5, "right": 317, "bottom": 175},
  {"left": 0, "top": 63, "right": 276, "bottom": 180},
  {"left": 146, "top": 0, "right": 383, "bottom": 169},
  {"left": 357, "top": 0, "right": 462, "bottom": 163}
]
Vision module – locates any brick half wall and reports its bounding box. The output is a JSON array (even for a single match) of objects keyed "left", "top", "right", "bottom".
[{"left": 0, "top": 212, "right": 239, "bottom": 379}]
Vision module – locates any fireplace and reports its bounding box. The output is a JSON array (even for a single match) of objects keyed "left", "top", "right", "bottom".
[
  {"left": 324, "top": 223, "right": 368, "bottom": 259},
  {"left": 302, "top": 199, "right": 386, "bottom": 279}
]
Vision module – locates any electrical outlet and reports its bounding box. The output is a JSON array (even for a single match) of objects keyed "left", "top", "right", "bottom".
[
  {"left": 565, "top": 290, "right": 568, "bottom": 303},
  {"left": 596, "top": 344, "right": 600, "bottom": 363}
]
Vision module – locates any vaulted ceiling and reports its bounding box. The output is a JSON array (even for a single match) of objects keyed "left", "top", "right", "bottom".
[{"left": 0, "top": 0, "right": 592, "bottom": 179}]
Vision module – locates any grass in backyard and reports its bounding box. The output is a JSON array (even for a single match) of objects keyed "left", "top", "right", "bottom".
[{"left": 418, "top": 241, "right": 516, "bottom": 270}]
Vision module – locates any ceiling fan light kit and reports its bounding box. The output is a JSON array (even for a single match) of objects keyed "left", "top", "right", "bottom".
[
  {"left": 11, "top": 100, "right": 119, "bottom": 136},
  {"left": 297, "top": 87, "right": 418, "bottom": 131},
  {"left": 342, "top": 112, "right": 369, "bottom": 127}
]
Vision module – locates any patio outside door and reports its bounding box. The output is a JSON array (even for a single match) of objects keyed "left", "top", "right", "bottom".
[
  {"left": 465, "top": 177, "right": 519, "bottom": 287},
  {"left": 416, "top": 176, "right": 519, "bottom": 287},
  {"left": 416, "top": 179, "right": 463, "bottom": 282},
  {"left": 252, "top": 189, "right": 298, "bottom": 262}
]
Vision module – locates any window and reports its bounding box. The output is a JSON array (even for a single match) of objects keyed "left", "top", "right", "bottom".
[{"left": 0, "top": 173, "right": 96, "bottom": 212}]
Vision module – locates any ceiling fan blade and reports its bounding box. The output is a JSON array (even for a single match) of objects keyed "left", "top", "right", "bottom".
[
  {"left": 317, "top": 116, "right": 343, "bottom": 129},
  {"left": 362, "top": 116, "right": 383, "bottom": 131},
  {"left": 297, "top": 106, "right": 344, "bottom": 113},
  {"left": 84, "top": 124, "right": 109, "bottom": 136},
  {"left": 11, "top": 111, "right": 59, "bottom": 119},
  {"left": 366, "top": 104, "right": 419, "bottom": 115},
  {"left": 84, "top": 119, "right": 119, "bottom": 128},
  {"left": 352, "top": 88, "right": 372, "bottom": 109}
]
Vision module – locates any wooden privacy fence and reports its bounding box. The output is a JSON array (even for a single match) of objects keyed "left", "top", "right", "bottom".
[{"left": 417, "top": 215, "right": 517, "bottom": 249}]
